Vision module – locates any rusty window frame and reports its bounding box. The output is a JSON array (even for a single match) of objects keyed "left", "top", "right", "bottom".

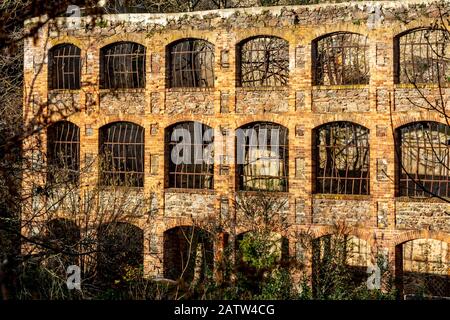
[
  {"left": 99, "top": 122, "right": 144, "bottom": 187},
  {"left": 395, "top": 28, "right": 449, "bottom": 84},
  {"left": 238, "top": 36, "right": 289, "bottom": 87},
  {"left": 313, "top": 32, "right": 369, "bottom": 86},
  {"left": 398, "top": 122, "right": 450, "bottom": 197},
  {"left": 237, "top": 122, "right": 288, "bottom": 192},
  {"left": 168, "top": 39, "right": 215, "bottom": 88},
  {"left": 166, "top": 122, "right": 214, "bottom": 189},
  {"left": 48, "top": 44, "right": 81, "bottom": 90},
  {"left": 47, "top": 121, "right": 80, "bottom": 184},
  {"left": 100, "top": 42, "right": 146, "bottom": 89},
  {"left": 314, "top": 122, "right": 370, "bottom": 195}
]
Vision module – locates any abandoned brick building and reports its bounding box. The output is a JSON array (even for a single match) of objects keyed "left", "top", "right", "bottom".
[{"left": 22, "top": 0, "right": 450, "bottom": 296}]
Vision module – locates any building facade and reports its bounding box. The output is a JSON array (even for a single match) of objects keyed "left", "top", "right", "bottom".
[{"left": 23, "top": 0, "right": 450, "bottom": 296}]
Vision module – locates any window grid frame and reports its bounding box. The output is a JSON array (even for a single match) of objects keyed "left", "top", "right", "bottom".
[
  {"left": 99, "top": 122, "right": 145, "bottom": 188},
  {"left": 314, "top": 122, "right": 370, "bottom": 195}
]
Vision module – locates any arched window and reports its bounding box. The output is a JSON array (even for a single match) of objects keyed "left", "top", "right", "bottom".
[
  {"left": 395, "top": 28, "right": 449, "bottom": 84},
  {"left": 236, "top": 122, "right": 288, "bottom": 192},
  {"left": 313, "top": 32, "right": 369, "bottom": 85},
  {"left": 314, "top": 122, "right": 370, "bottom": 195},
  {"left": 47, "top": 121, "right": 80, "bottom": 184},
  {"left": 397, "top": 122, "right": 450, "bottom": 197},
  {"left": 48, "top": 44, "right": 81, "bottom": 90},
  {"left": 168, "top": 39, "right": 215, "bottom": 88},
  {"left": 237, "top": 36, "right": 289, "bottom": 87},
  {"left": 100, "top": 42, "right": 146, "bottom": 89},
  {"left": 163, "top": 226, "right": 214, "bottom": 282},
  {"left": 166, "top": 121, "right": 214, "bottom": 189},
  {"left": 99, "top": 122, "right": 144, "bottom": 187}
]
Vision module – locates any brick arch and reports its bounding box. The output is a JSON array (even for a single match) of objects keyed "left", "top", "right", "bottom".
[
  {"left": 164, "top": 117, "right": 215, "bottom": 130},
  {"left": 392, "top": 114, "right": 448, "bottom": 131},
  {"left": 311, "top": 119, "right": 370, "bottom": 132},
  {"left": 393, "top": 229, "right": 450, "bottom": 247},
  {"left": 236, "top": 34, "right": 289, "bottom": 46},
  {"left": 311, "top": 226, "right": 376, "bottom": 249},
  {"left": 308, "top": 28, "right": 369, "bottom": 43},
  {"left": 96, "top": 35, "right": 147, "bottom": 50},
  {"left": 390, "top": 19, "right": 438, "bottom": 40},
  {"left": 49, "top": 38, "right": 86, "bottom": 51},
  {"left": 160, "top": 218, "right": 214, "bottom": 234},
  {"left": 310, "top": 114, "right": 371, "bottom": 130},
  {"left": 96, "top": 115, "right": 145, "bottom": 128},
  {"left": 162, "top": 33, "right": 216, "bottom": 49},
  {"left": 234, "top": 116, "right": 290, "bottom": 130}
]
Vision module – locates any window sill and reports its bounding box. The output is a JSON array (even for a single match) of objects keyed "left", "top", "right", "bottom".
[
  {"left": 97, "top": 185, "right": 145, "bottom": 191},
  {"left": 312, "top": 84, "right": 369, "bottom": 90},
  {"left": 395, "top": 196, "right": 450, "bottom": 203},
  {"left": 394, "top": 83, "right": 449, "bottom": 89},
  {"left": 166, "top": 87, "right": 214, "bottom": 93},
  {"left": 99, "top": 88, "right": 145, "bottom": 94},
  {"left": 48, "top": 89, "right": 81, "bottom": 94},
  {"left": 237, "top": 190, "right": 289, "bottom": 196},
  {"left": 165, "top": 188, "right": 215, "bottom": 195},
  {"left": 313, "top": 194, "right": 371, "bottom": 201},
  {"left": 236, "top": 86, "right": 288, "bottom": 92}
]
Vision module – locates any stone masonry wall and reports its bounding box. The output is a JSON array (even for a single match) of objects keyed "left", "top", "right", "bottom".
[
  {"left": 312, "top": 198, "right": 372, "bottom": 226},
  {"left": 235, "top": 88, "right": 289, "bottom": 114},
  {"left": 312, "top": 88, "right": 370, "bottom": 113},
  {"left": 396, "top": 200, "right": 450, "bottom": 233}
]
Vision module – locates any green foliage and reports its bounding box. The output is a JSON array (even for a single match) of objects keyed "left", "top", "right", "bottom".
[{"left": 239, "top": 232, "right": 280, "bottom": 270}]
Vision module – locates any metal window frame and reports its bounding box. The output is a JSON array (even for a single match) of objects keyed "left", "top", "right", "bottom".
[
  {"left": 398, "top": 121, "right": 450, "bottom": 197},
  {"left": 238, "top": 36, "right": 289, "bottom": 87},
  {"left": 166, "top": 121, "right": 214, "bottom": 189},
  {"left": 313, "top": 32, "right": 369, "bottom": 86},
  {"left": 168, "top": 38, "right": 215, "bottom": 88},
  {"left": 48, "top": 44, "right": 81, "bottom": 90},
  {"left": 47, "top": 121, "right": 80, "bottom": 184},
  {"left": 99, "top": 121, "right": 145, "bottom": 187},
  {"left": 395, "top": 28, "right": 449, "bottom": 84},
  {"left": 100, "top": 41, "right": 146, "bottom": 89},
  {"left": 237, "top": 122, "right": 289, "bottom": 192},
  {"left": 314, "top": 121, "right": 370, "bottom": 195}
]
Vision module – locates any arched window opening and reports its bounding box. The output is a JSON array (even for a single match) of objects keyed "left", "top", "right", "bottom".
[
  {"left": 238, "top": 36, "right": 289, "bottom": 87},
  {"left": 395, "top": 28, "right": 449, "bottom": 84},
  {"left": 314, "top": 122, "right": 370, "bottom": 195},
  {"left": 313, "top": 32, "right": 369, "bottom": 85},
  {"left": 236, "top": 122, "right": 288, "bottom": 192},
  {"left": 99, "top": 122, "right": 144, "bottom": 187},
  {"left": 100, "top": 42, "right": 146, "bottom": 89},
  {"left": 166, "top": 122, "right": 214, "bottom": 189},
  {"left": 168, "top": 39, "right": 215, "bottom": 88},
  {"left": 47, "top": 121, "right": 80, "bottom": 184},
  {"left": 398, "top": 122, "right": 450, "bottom": 198},
  {"left": 48, "top": 44, "right": 81, "bottom": 90}
]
